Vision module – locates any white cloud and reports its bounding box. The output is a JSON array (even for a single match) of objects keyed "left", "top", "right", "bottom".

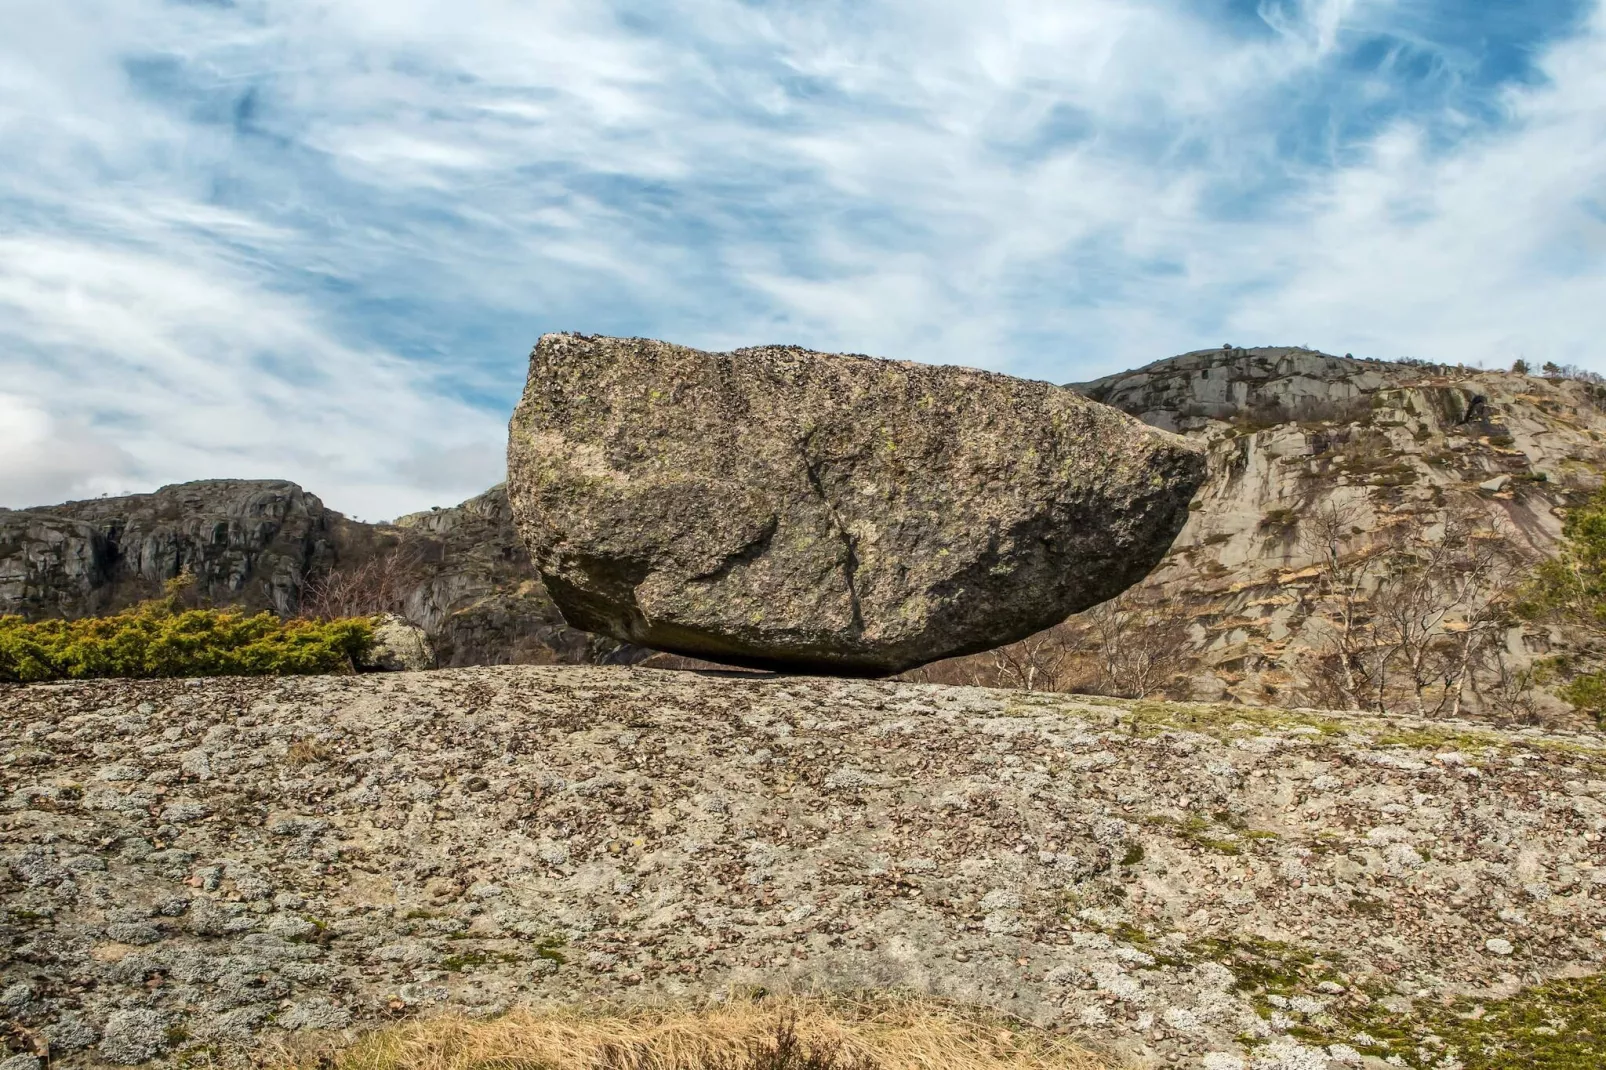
[
  {"left": 0, "top": 0, "right": 1602, "bottom": 517},
  {"left": 0, "top": 234, "right": 504, "bottom": 520},
  {"left": 1220, "top": 4, "right": 1606, "bottom": 368},
  {"left": 0, "top": 394, "right": 140, "bottom": 507}
]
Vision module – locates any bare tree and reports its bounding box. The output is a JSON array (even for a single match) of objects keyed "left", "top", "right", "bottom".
[
  {"left": 1368, "top": 511, "right": 1529, "bottom": 717},
  {"left": 1299, "top": 500, "right": 1531, "bottom": 716},
  {"left": 1298, "top": 501, "right": 1391, "bottom": 710},
  {"left": 986, "top": 628, "right": 1073, "bottom": 692},
  {"left": 1081, "top": 591, "right": 1189, "bottom": 699},
  {"left": 1476, "top": 646, "right": 1543, "bottom": 724},
  {"left": 299, "top": 544, "right": 424, "bottom": 620}
]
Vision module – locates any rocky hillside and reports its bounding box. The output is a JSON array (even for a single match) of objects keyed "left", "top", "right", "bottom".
[
  {"left": 2, "top": 666, "right": 1603, "bottom": 1067},
  {"left": 0, "top": 483, "right": 624, "bottom": 670},
  {"left": 1073, "top": 348, "right": 1606, "bottom": 718},
  {"left": 0, "top": 481, "right": 341, "bottom": 621}
]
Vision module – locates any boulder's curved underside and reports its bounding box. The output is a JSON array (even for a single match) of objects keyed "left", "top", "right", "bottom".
[{"left": 508, "top": 334, "right": 1207, "bottom": 674}]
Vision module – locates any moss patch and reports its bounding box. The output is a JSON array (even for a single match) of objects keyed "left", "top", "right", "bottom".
[
  {"left": 440, "top": 949, "right": 522, "bottom": 972},
  {"left": 1181, "top": 935, "right": 1605, "bottom": 1069},
  {"left": 1294, "top": 972, "right": 1606, "bottom": 1070},
  {"left": 1141, "top": 811, "right": 1278, "bottom": 856}
]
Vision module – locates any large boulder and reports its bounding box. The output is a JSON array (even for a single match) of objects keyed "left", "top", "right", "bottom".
[{"left": 507, "top": 334, "right": 1207, "bottom": 675}]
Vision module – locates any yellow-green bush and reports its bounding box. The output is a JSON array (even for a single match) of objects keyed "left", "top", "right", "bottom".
[{"left": 0, "top": 591, "right": 374, "bottom": 683}]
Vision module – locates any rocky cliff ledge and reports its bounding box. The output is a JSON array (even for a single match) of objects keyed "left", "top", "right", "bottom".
[
  {"left": 3, "top": 667, "right": 1602, "bottom": 1067},
  {"left": 0, "top": 481, "right": 339, "bottom": 621}
]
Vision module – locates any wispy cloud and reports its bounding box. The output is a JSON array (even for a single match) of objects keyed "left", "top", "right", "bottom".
[{"left": 1, "top": 0, "right": 1601, "bottom": 516}]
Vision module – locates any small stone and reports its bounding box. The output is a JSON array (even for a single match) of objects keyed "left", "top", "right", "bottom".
[
  {"left": 264, "top": 913, "right": 317, "bottom": 941},
  {"left": 1162, "top": 1007, "right": 1201, "bottom": 1032},
  {"left": 95, "top": 764, "right": 144, "bottom": 782},
  {"left": 1251, "top": 1037, "right": 1332, "bottom": 1070},
  {"left": 1485, "top": 937, "right": 1514, "bottom": 956},
  {"left": 159, "top": 802, "right": 210, "bottom": 823},
  {"left": 0, "top": 1054, "right": 43, "bottom": 1070},
  {"left": 104, "top": 923, "right": 162, "bottom": 945},
  {"left": 361, "top": 614, "right": 436, "bottom": 672},
  {"left": 1202, "top": 1054, "right": 1246, "bottom": 1070}
]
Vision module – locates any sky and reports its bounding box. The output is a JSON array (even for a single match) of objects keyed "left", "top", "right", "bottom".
[{"left": 2, "top": 0, "right": 1603, "bottom": 520}]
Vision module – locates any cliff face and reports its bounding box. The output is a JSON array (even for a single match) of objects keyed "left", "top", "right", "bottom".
[
  {"left": 0, "top": 481, "right": 340, "bottom": 620},
  {"left": 1066, "top": 346, "right": 1606, "bottom": 715},
  {"left": 0, "top": 481, "right": 622, "bottom": 669},
  {"left": 389, "top": 486, "right": 631, "bottom": 668}
]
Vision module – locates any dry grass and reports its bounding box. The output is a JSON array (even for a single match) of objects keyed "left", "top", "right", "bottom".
[
  {"left": 267, "top": 996, "right": 1112, "bottom": 1070},
  {"left": 285, "top": 739, "right": 332, "bottom": 766}
]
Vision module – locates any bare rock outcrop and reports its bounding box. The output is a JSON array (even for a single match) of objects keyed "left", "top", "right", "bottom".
[
  {"left": 389, "top": 485, "right": 636, "bottom": 668},
  {"left": 0, "top": 480, "right": 338, "bottom": 619},
  {"left": 508, "top": 334, "right": 1207, "bottom": 675},
  {"left": 2, "top": 667, "right": 1602, "bottom": 1067},
  {"left": 1057, "top": 347, "right": 1606, "bottom": 715}
]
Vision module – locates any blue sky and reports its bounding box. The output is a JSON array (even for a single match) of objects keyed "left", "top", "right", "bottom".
[{"left": 2, "top": 0, "right": 1603, "bottom": 519}]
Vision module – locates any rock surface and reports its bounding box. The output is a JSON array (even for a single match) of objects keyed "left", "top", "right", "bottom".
[
  {"left": 507, "top": 334, "right": 1207, "bottom": 675},
  {"left": 361, "top": 614, "right": 436, "bottom": 672},
  {"left": 1059, "top": 348, "right": 1606, "bottom": 714},
  {"left": 2, "top": 666, "right": 1603, "bottom": 1067},
  {"left": 388, "top": 485, "right": 637, "bottom": 669}
]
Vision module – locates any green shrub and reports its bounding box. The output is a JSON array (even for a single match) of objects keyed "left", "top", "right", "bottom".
[
  {"left": 1518, "top": 486, "right": 1606, "bottom": 724},
  {"left": 0, "top": 588, "right": 374, "bottom": 683}
]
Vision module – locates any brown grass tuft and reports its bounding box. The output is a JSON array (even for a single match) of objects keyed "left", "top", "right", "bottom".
[
  {"left": 268, "top": 996, "right": 1112, "bottom": 1070},
  {"left": 285, "top": 739, "right": 331, "bottom": 766}
]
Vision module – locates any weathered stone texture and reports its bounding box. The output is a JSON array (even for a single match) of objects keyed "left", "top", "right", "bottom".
[
  {"left": 1, "top": 667, "right": 1602, "bottom": 1067},
  {"left": 1058, "top": 347, "right": 1606, "bottom": 714},
  {"left": 508, "top": 334, "right": 1206, "bottom": 674}
]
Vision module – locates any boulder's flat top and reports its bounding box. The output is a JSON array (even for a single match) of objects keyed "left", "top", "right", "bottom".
[{"left": 2, "top": 667, "right": 1603, "bottom": 1068}]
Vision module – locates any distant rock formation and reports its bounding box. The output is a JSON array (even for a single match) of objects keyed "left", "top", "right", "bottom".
[
  {"left": 507, "top": 334, "right": 1206, "bottom": 675},
  {"left": 0, "top": 480, "right": 338, "bottom": 620},
  {"left": 0, "top": 481, "right": 629, "bottom": 670},
  {"left": 1071, "top": 345, "right": 1391, "bottom": 432}
]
